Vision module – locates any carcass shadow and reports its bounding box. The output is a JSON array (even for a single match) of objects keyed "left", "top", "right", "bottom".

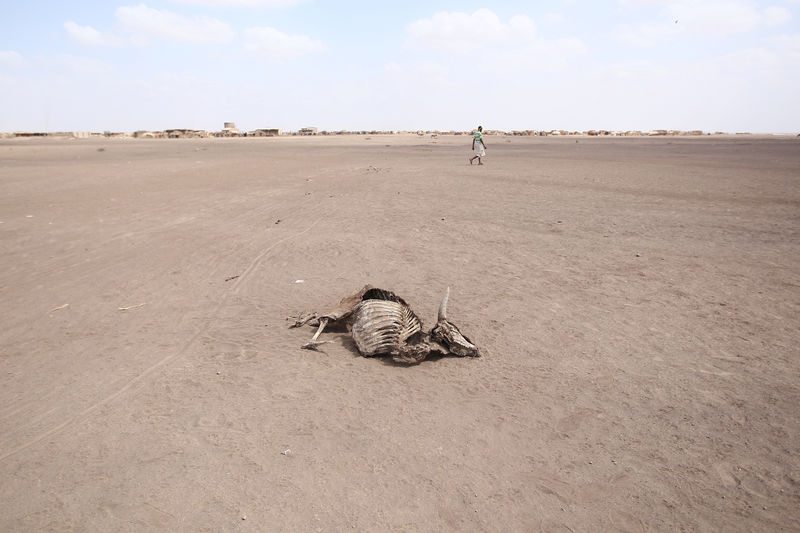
[
  {"left": 298, "top": 323, "right": 449, "bottom": 366},
  {"left": 339, "top": 334, "right": 448, "bottom": 366}
]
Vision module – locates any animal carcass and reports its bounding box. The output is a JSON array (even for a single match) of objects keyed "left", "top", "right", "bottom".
[{"left": 290, "top": 285, "right": 479, "bottom": 365}]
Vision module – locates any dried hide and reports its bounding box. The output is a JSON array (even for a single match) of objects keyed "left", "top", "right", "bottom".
[{"left": 290, "top": 285, "right": 479, "bottom": 365}]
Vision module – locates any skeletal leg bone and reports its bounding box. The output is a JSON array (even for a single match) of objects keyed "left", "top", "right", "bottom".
[
  {"left": 302, "top": 318, "right": 333, "bottom": 350},
  {"left": 297, "top": 285, "right": 374, "bottom": 350},
  {"left": 288, "top": 311, "right": 319, "bottom": 329}
]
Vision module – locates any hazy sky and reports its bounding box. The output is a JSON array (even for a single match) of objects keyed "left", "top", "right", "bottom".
[{"left": 1, "top": 0, "right": 798, "bottom": 133}]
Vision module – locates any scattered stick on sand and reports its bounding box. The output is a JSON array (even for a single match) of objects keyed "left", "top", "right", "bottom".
[{"left": 118, "top": 303, "right": 146, "bottom": 311}]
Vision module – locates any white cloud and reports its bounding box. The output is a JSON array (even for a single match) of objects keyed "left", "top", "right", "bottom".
[
  {"left": 618, "top": 0, "right": 671, "bottom": 5},
  {"left": 406, "top": 9, "right": 536, "bottom": 51},
  {"left": 170, "top": 0, "right": 303, "bottom": 5},
  {"left": 115, "top": 4, "right": 235, "bottom": 44},
  {"left": 769, "top": 32, "right": 800, "bottom": 65},
  {"left": 487, "top": 36, "right": 587, "bottom": 74},
  {"left": 774, "top": 32, "right": 800, "bottom": 51},
  {"left": 669, "top": 1, "right": 763, "bottom": 35},
  {"left": 243, "top": 27, "right": 325, "bottom": 58},
  {"left": 51, "top": 54, "right": 117, "bottom": 76},
  {"left": 542, "top": 12, "right": 566, "bottom": 26},
  {"left": 610, "top": 59, "right": 671, "bottom": 80},
  {"left": 0, "top": 50, "right": 27, "bottom": 68},
  {"left": 403, "top": 8, "right": 584, "bottom": 76},
  {"left": 64, "top": 22, "right": 123, "bottom": 46},
  {"left": 382, "top": 61, "right": 456, "bottom": 92},
  {"left": 613, "top": 21, "right": 679, "bottom": 46},
  {"left": 614, "top": 0, "right": 789, "bottom": 45},
  {"left": 764, "top": 6, "right": 792, "bottom": 25}
]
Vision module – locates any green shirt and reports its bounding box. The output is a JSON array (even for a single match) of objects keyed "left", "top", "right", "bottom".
[{"left": 473, "top": 131, "right": 483, "bottom": 144}]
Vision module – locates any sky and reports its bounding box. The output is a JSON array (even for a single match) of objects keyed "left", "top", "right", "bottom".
[{"left": 1, "top": 0, "right": 798, "bottom": 133}]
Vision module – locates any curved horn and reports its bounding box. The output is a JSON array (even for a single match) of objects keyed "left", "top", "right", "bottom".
[{"left": 437, "top": 286, "right": 450, "bottom": 322}]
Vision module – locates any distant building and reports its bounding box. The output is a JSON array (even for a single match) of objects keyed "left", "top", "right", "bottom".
[
  {"left": 298, "top": 127, "right": 318, "bottom": 135},
  {"left": 133, "top": 130, "right": 165, "bottom": 138},
  {"left": 12, "top": 131, "right": 48, "bottom": 137},
  {"left": 250, "top": 128, "right": 282, "bottom": 137},
  {"left": 165, "top": 129, "right": 208, "bottom": 138},
  {"left": 220, "top": 122, "right": 241, "bottom": 137}
]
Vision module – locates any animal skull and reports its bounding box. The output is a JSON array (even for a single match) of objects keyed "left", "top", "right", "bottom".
[{"left": 290, "top": 285, "right": 479, "bottom": 365}]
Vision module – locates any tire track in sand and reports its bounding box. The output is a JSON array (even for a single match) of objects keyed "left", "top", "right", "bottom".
[{"left": 0, "top": 216, "right": 323, "bottom": 463}]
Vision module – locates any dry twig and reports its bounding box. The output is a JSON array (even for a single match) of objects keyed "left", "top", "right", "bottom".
[{"left": 118, "top": 303, "right": 146, "bottom": 311}]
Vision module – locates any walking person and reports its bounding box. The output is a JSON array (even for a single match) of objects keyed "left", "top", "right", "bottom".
[{"left": 469, "top": 125, "right": 487, "bottom": 165}]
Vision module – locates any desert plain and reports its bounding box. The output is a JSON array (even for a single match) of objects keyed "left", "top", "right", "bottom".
[{"left": 0, "top": 133, "right": 798, "bottom": 531}]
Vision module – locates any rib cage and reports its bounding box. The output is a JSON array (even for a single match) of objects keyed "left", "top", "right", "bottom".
[{"left": 351, "top": 298, "right": 423, "bottom": 356}]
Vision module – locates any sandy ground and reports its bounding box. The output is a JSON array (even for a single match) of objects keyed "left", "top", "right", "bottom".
[{"left": 0, "top": 134, "right": 798, "bottom": 532}]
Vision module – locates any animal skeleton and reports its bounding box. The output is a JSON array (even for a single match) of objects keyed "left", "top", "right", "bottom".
[{"left": 290, "top": 285, "right": 479, "bottom": 364}]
